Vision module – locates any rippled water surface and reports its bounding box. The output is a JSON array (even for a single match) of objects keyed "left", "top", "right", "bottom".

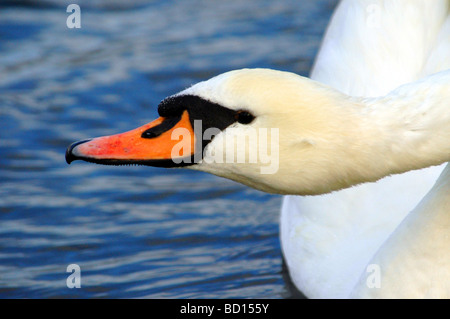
[{"left": 0, "top": 0, "right": 337, "bottom": 298}]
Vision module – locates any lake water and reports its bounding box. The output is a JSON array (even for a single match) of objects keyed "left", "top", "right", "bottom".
[{"left": 0, "top": 0, "right": 337, "bottom": 298}]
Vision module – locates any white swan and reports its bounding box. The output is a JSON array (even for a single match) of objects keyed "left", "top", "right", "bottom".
[
  {"left": 281, "top": 0, "right": 450, "bottom": 298},
  {"left": 65, "top": 1, "right": 450, "bottom": 298}
]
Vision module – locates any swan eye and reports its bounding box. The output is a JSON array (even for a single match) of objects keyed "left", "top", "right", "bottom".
[{"left": 235, "top": 110, "right": 255, "bottom": 124}]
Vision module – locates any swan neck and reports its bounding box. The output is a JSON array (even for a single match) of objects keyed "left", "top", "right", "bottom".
[{"left": 357, "top": 72, "right": 450, "bottom": 179}]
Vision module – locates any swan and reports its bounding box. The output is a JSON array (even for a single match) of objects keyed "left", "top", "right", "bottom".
[
  {"left": 65, "top": 1, "right": 450, "bottom": 298},
  {"left": 281, "top": 0, "right": 450, "bottom": 298},
  {"left": 65, "top": 67, "right": 450, "bottom": 297}
]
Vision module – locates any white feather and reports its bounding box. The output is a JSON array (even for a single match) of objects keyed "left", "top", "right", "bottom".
[{"left": 281, "top": 0, "right": 450, "bottom": 298}]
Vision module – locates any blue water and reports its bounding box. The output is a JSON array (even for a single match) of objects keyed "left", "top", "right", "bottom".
[{"left": 0, "top": 0, "right": 337, "bottom": 298}]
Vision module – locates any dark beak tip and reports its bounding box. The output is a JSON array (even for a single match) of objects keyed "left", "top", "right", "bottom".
[{"left": 65, "top": 139, "right": 92, "bottom": 165}]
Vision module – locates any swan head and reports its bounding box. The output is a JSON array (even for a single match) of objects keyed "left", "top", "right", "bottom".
[{"left": 66, "top": 68, "right": 361, "bottom": 195}]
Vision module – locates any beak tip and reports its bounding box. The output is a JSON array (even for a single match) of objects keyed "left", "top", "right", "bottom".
[
  {"left": 65, "top": 151, "right": 75, "bottom": 165},
  {"left": 65, "top": 139, "right": 92, "bottom": 165}
]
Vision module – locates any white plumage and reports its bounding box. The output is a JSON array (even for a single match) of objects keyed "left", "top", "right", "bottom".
[
  {"left": 179, "top": 69, "right": 450, "bottom": 299},
  {"left": 281, "top": 0, "right": 450, "bottom": 298}
]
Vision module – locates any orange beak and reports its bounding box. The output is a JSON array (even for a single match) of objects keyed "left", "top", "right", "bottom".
[{"left": 66, "top": 110, "right": 196, "bottom": 167}]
